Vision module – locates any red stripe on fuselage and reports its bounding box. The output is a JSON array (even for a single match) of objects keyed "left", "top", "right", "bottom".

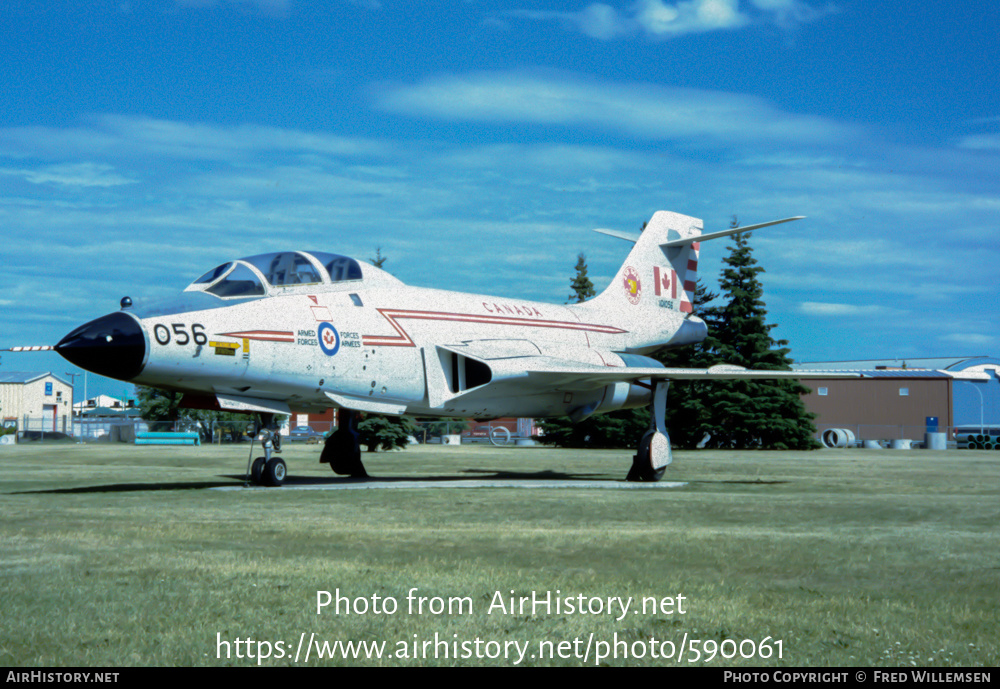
[
  {"left": 361, "top": 308, "right": 628, "bottom": 347},
  {"left": 217, "top": 330, "right": 295, "bottom": 342}
]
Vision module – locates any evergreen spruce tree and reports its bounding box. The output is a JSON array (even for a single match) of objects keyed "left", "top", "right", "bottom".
[
  {"left": 568, "top": 253, "right": 595, "bottom": 303},
  {"left": 697, "top": 222, "right": 819, "bottom": 449},
  {"left": 356, "top": 414, "right": 417, "bottom": 452}
]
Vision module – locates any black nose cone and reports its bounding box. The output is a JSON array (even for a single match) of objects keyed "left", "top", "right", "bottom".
[{"left": 56, "top": 312, "right": 147, "bottom": 381}]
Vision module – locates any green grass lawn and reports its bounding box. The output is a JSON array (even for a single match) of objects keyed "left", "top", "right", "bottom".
[{"left": 1, "top": 441, "right": 996, "bottom": 666}]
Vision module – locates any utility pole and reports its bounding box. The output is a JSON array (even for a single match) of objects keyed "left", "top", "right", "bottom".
[{"left": 65, "top": 372, "right": 81, "bottom": 441}]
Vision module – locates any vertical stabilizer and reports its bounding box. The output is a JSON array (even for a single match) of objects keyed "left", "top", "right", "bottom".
[
  {"left": 577, "top": 211, "right": 802, "bottom": 353},
  {"left": 586, "top": 210, "right": 703, "bottom": 315}
]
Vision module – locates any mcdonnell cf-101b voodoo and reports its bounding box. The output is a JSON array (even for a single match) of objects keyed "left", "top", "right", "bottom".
[{"left": 39, "top": 210, "right": 839, "bottom": 485}]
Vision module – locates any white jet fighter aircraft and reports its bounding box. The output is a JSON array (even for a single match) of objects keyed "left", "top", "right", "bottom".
[{"left": 45, "top": 210, "right": 842, "bottom": 485}]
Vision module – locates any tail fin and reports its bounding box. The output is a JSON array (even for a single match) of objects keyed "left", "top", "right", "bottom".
[
  {"left": 586, "top": 210, "right": 705, "bottom": 315},
  {"left": 584, "top": 211, "right": 806, "bottom": 314}
]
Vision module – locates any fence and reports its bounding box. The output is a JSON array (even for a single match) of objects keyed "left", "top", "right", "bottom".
[
  {"left": 11, "top": 416, "right": 150, "bottom": 442},
  {"left": 13, "top": 417, "right": 305, "bottom": 444},
  {"left": 11, "top": 416, "right": 995, "bottom": 449}
]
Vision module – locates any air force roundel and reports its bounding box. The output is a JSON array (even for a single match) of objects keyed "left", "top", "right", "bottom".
[
  {"left": 623, "top": 266, "right": 641, "bottom": 305},
  {"left": 318, "top": 322, "right": 340, "bottom": 356}
]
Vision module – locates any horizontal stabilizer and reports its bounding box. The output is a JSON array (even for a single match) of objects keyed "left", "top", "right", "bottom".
[
  {"left": 592, "top": 227, "right": 641, "bottom": 244},
  {"left": 661, "top": 216, "right": 805, "bottom": 248}
]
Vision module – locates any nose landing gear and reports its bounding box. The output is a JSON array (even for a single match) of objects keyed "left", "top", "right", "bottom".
[{"left": 246, "top": 414, "right": 286, "bottom": 486}]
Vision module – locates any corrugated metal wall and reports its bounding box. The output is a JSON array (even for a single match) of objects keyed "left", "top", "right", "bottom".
[{"left": 799, "top": 377, "right": 952, "bottom": 439}]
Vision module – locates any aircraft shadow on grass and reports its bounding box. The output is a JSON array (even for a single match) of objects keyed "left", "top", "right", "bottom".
[
  {"left": 222, "top": 467, "right": 612, "bottom": 484},
  {"left": 10, "top": 467, "right": 617, "bottom": 494},
  {"left": 10, "top": 472, "right": 787, "bottom": 495},
  {"left": 12, "top": 480, "right": 237, "bottom": 495}
]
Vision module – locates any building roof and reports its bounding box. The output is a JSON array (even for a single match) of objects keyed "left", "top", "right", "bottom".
[
  {"left": 793, "top": 356, "right": 993, "bottom": 371},
  {"left": 853, "top": 370, "right": 952, "bottom": 379},
  {"left": 0, "top": 371, "right": 72, "bottom": 386},
  {"left": 73, "top": 394, "right": 135, "bottom": 410},
  {"left": 793, "top": 356, "right": 999, "bottom": 383},
  {"left": 797, "top": 369, "right": 953, "bottom": 380}
]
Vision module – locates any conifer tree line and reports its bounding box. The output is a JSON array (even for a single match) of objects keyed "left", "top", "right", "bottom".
[{"left": 540, "top": 217, "right": 819, "bottom": 450}]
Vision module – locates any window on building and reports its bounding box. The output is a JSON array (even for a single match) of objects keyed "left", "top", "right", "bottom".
[
  {"left": 899, "top": 387, "right": 909, "bottom": 396},
  {"left": 818, "top": 387, "right": 828, "bottom": 396}
]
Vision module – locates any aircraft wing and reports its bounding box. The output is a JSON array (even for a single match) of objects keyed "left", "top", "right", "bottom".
[
  {"left": 487, "top": 358, "right": 863, "bottom": 391},
  {"left": 433, "top": 341, "right": 862, "bottom": 404}
]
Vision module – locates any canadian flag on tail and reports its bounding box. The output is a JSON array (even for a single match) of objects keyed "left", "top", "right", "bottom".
[{"left": 652, "top": 266, "right": 676, "bottom": 299}]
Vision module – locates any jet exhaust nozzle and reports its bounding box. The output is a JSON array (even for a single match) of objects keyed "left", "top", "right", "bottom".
[{"left": 55, "top": 312, "right": 147, "bottom": 381}]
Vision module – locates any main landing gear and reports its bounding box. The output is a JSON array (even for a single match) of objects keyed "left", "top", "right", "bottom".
[
  {"left": 627, "top": 380, "right": 672, "bottom": 482},
  {"left": 320, "top": 408, "right": 369, "bottom": 478},
  {"left": 246, "top": 414, "right": 286, "bottom": 487}
]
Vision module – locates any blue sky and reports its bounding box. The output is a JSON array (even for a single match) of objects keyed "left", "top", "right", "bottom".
[{"left": 2, "top": 0, "right": 998, "bottom": 399}]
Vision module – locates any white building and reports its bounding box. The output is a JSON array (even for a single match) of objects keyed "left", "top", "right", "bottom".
[
  {"left": 74, "top": 394, "right": 136, "bottom": 415},
  {"left": 0, "top": 372, "right": 74, "bottom": 433}
]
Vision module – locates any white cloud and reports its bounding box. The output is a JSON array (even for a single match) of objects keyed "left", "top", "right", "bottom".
[
  {"left": 0, "top": 163, "right": 136, "bottom": 188},
  {"left": 957, "top": 134, "right": 1000, "bottom": 151},
  {"left": 939, "top": 333, "right": 996, "bottom": 347},
  {"left": 748, "top": 0, "right": 832, "bottom": 26},
  {"left": 637, "top": 0, "right": 747, "bottom": 35},
  {"left": 510, "top": 0, "right": 829, "bottom": 40},
  {"left": 579, "top": 4, "right": 630, "bottom": 39},
  {"left": 0, "top": 115, "right": 387, "bottom": 162},
  {"left": 797, "top": 301, "right": 904, "bottom": 317},
  {"left": 377, "top": 71, "right": 857, "bottom": 147}
]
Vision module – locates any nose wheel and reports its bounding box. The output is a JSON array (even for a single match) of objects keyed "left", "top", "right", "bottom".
[
  {"left": 250, "top": 455, "right": 286, "bottom": 486},
  {"left": 251, "top": 457, "right": 266, "bottom": 484},
  {"left": 262, "top": 457, "right": 287, "bottom": 486},
  {"left": 246, "top": 415, "right": 286, "bottom": 486}
]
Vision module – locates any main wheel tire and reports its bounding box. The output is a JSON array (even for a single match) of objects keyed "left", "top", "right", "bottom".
[
  {"left": 627, "top": 431, "right": 667, "bottom": 482},
  {"left": 263, "top": 457, "right": 287, "bottom": 487},
  {"left": 250, "top": 457, "right": 266, "bottom": 485}
]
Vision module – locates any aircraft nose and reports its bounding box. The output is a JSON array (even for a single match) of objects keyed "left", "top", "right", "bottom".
[{"left": 55, "top": 312, "right": 147, "bottom": 381}]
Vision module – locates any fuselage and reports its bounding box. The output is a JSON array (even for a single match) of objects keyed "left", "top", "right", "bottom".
[{"left": 55, "top": 250, "right": 706, "bottom": 420}]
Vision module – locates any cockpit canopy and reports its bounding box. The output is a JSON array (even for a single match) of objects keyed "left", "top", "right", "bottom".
[{"left": 186, "top": 251, "right": 364, "bottom": 299}]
